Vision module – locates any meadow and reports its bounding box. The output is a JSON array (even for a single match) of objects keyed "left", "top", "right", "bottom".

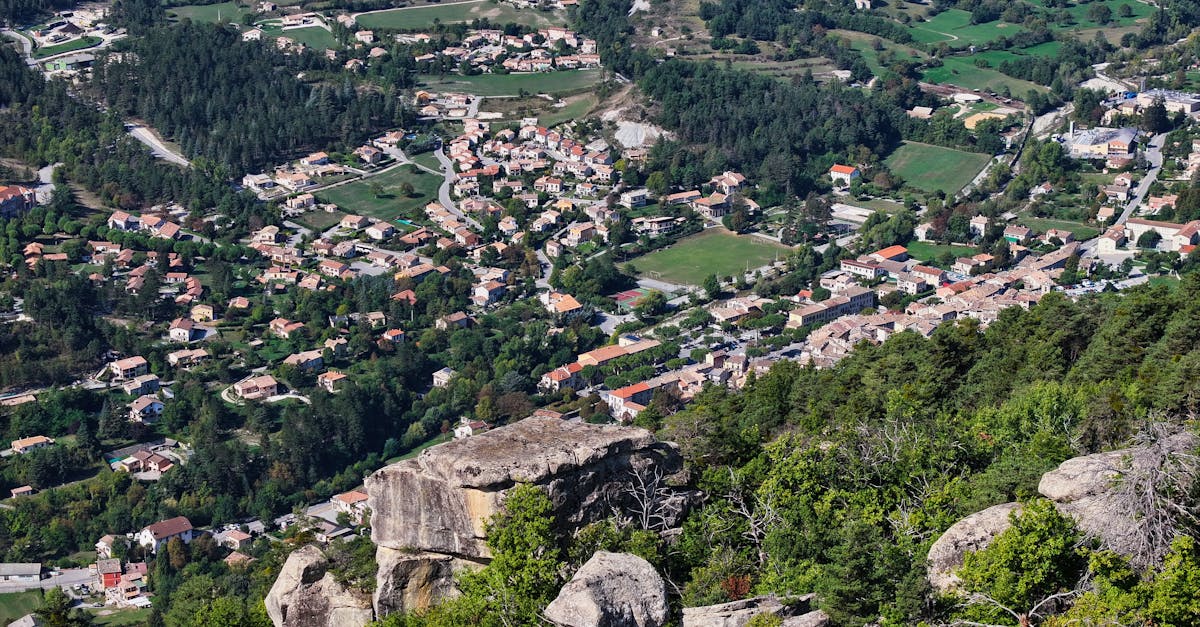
[
  {"left": 317, "top": 165, "right": 441, "bottom": 222},
  {"left": 624, "top": 229, "right": 791, "bottom": 285},
  {"left": 166, "top": 2, "right": 252, "bottom": 23},
  {"left": 417, "top": 69, "right": 602, "bottom": 97},
  {"left": 355, "top": 0, "right": 567, "bottom": 30},
  {"left": 885, "top": 142, "right": 992, "bottom": 196}
]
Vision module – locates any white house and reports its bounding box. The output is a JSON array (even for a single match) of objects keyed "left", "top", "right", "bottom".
[{"left": 136, "top": 516, "right": 194, "bottom": 554}]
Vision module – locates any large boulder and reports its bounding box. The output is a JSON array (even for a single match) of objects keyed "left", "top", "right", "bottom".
[
  {"left": 543, "top": 551, "right": 669, "bottom": 627},
  {"left": 372, "top": 547, "right": 480, "bottom": 618},
  {"left": 681, "top": 594, "right": 824, "bottom": 627},
  {"left": 926, "top": 502, "right": 1022, "bottom": 593},
  {"left": 265, "top": 545, "right": 374, "bottom": 627},
  {"left": 1038, "top": 431, "right": 1198, "bottom": 565},
  {"left": 366, "top": 417, "right": 682, "bottom": 560}
]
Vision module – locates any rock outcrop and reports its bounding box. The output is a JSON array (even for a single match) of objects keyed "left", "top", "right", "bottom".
[
  {"left": 681, "top": 594, "right": 827, "bottom": 627},
  {"left": 926, "top": 502, "right": 1022, "bottom": 593},
  {"left": 265, "top": 545, "right": 374, "bottom": 627},
  {"left": 1038, "top": 431, "right": 1197, "bottom": 563},
  {"left": 364, "top": 417, "right": 684, "bottom": 619},
  {"left": 544, "top": 551, "right": 669, "bottom": 627}
]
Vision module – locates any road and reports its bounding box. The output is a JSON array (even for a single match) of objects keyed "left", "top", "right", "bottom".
[
  {"left": 127, "top": 125, "right": 190, "bottom": 167},
  {"left": 431, "top": 147, "right": 484, "bottom": 229},
  {"left": 1079, "top": 132, "right": 1166, "bottom": 256},
  {"left": 33, "top": 162, "right": 61, "bottom": 203},
  {"left": 1, "top": 29, "right": 35, "bottom": 66}
]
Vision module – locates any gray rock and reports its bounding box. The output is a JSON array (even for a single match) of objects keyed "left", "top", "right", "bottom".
[
  {"left": 682, "top": 594, "right": 819, "bottom": 627},
  {"left": 265, "top": 545, "right": 374, "bottom": 627},
  {"left": 366, "top": 417, "right": 682, "bottom": 559},
  {"left": 544, "top": 551, "right": 669, "bottom": 627},
  {"left": 373, "top": 547, "right": 481, "bottom": 618},
  {"left": 926, "top": 502, "right": 1022, "bottom": 593},
  {"left": 1039, "top": 431, "right": 1198, "bottom": 564}
]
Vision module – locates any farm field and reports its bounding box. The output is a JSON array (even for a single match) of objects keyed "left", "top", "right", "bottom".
[
  {"left": 317, "top": 165, "right": 441, "bottom": 222},
  {"left": 167, "top": 2, "right": 252, "bottom": 22},
  {"left": 261, "top": 25, "right": 338, "bottom": 50},
  {"left": 834, "top": 30, "right": 925, "bottom": 76},
  {"left": 355, "top": 0, "right": 567, "bottom": 29},
  {"left": 33, "top": 35, "right": 101, "bottom": 58},
  {"left": 417, "top": 69, "right": 602, "bottom": 97},
  {"left": 907, "top": 10, "right": 1025, "bottom": 46},
  {"left": 885, "top": 142, "right": 992, "bottom": 196},
  {"left": 922, "top": 55, "right": 1047, "bottom": 95},
  {"left": 905, "top": 240, "right": 979, "bottom": 264},
  {"left": 0, "top": 590, "right": 42, "bottom": 625},
  {"left": 624, "top": 229, "right": 791, "bottom": 285}
]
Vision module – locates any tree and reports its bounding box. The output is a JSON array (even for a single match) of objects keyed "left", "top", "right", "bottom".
[
  {"left": 398, "top": 181, "right": 415, "bottom": 197},
  {"left": 36, "top": 587, "right": 95, "bottom": 626},
  {"left": 634, "top": 290, "right": 668, "bottom": 321},
  {"left": 1142, "top": 99, "right": 1171, "bottom": 133},
  {"left": 369, "top": 181, "right": 385, "bottom": 198},
  {"left": 702, "top": 274, "right": 721, "bottom": 299},
  {"left": 1138, "top": 230, "right": 1163, "bottom": 249}
]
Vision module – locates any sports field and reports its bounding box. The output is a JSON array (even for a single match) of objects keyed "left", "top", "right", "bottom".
[
  {"left": 318, "top": 165, "right": 441, "bottom": 222},
  {"left": 624, "top": 229, "right": 790, "bottom": 286},
  {"left": 167, "top": 2, "right": 252, "bottom": 22},
  {"left": 905, "top": 240, "right": 978, "bottom": 265},
  {"left": 261, "top": 25, "right": 338, "bottom": 50},
  {"left": 33, "top": 35, "right": 101, "bottom": 58},
  {"left": 885, "top": 142, "right": 992, "bottom": 196},
  {"left": 355, "top": 0, "right": 567, "bottom": 29},
  {"left": 1021, "top": 217, "right": 1100, "bottom": 241},
  {"left": 418, "top": 69, "right": 602, "bottom": 97},
  {"left": 908, "top": 9, "right": 1025, "bottom": 46}
]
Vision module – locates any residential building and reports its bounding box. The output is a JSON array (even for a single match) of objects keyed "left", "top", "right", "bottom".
[
  {"left": 136, "top": 517, "right": 194, "bottom": 554},
  {"left": 332, "top": 490, "right": 370, "bottom": 524},
  {"left": 0, "top": 186, "right": 36, "bottom": 218},
  {"left": 0, "top": 563, "right": 41, "bottom": 583},
  {"left": 318, "top": 371, "right": 348, "bottom": 393},
  {"left": 109, "top": 356, "right": 149, "bottom": 379},
  {"left": 168, "top": 318, "right": 201, "bottom": 342},
  {"left": 128, "top": 395, "right": 164, "bottom": 423},
  {"left": 619, "top": 188, "right": 648, "bottom": 208},
  {"left": 432, "top": 367, "right": 456, "bottom": 388},
  {"left": 282, "top": 349, "right": 324, "bottom": 372},
  {"left": 233, "top": 375, "right": 279, "bottom": 401},
  {"left": 10, "top": 436, "right": 54, "bottom": 454},
  {"left": 829, "top": 164, "right": 860, "bottom": 186}
]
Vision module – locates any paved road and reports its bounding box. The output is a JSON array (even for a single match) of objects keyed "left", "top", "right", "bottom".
[
  {"left": 431, "top": 148, "right": 484, "bottom": 229},
  {"left": 1079, "top": 132, "right": 1165, "bottom": 257},
  {"left": 1, "top": 29, "right": 35, "bottom": 66},
  {"left": 127, "top": 125, "right": 190, "bottom": 167},
  {"left": 33, "top": 162, "right": 61, "bottom": 203}
]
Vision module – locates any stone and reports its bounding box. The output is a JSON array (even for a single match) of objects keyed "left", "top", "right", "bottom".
[
  {"left": 365, "top": 417, "right": 682, "bottom": 560},
  {"left": 926, "top": 502, "right": 1022, "bottom": 593},
  {"left": 266, "top": 545, "right": 374, "bottom": 627},
  {"left": 681, "top": 594, "right": 820, "bottom": 627},
  {"left": 543, "top": 551, "right": 669, "bottom": 627},
  {"left": 372, "top": 547, "right": 480, "bottom": 618},
  {"left": 1038, "top": 431, "right": 1197, "bottom": 563}
]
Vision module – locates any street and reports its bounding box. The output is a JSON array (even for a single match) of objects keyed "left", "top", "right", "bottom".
[{"left": 0, "top": 568, "right": 92, "bottom": 594}]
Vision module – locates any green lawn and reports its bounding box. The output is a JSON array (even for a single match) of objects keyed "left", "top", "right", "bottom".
[
  {"left": 293, "top": 208, "right": 346, "bottom": 231},
  {"left": 33, "top": 35, "right": 101, "bottom": 58},
  {"left": 908, "top": 9, "right": 1025, "bottom": 46},
  {"left": 167, "top": 2, "right": 252, "bottom": 22},
  {"left": 261, "top": 25, "right": 339, "bottom": 50},
  {"left": 1027, "top": 0, "right": 1154, "bottom": 30},
  {"left": 906, "top": 240, "right": 978, "bottom": 265},
  {"left": 410, "top": 152, "right": 442, "bottom": 172},
  {"left": 540, "top": 94, "right": 599, "bottom": 127},
  {"left": 91, "top": 608, "right": 154, "bottom": 626},
  {"left": 0, "top": 590, "right": 43, "bottom": 625},
  {"left": 834, "top": 29, "right": 926, "bottom": 77},
  {"left": 318, "top": 165, "right": 441, "bottom": 222},
  {"left": 624, "top": 229, "right": 791, "bottom": 285},
  {"left": 885, "top": 142, "right": 992, "bottom": 196},
  {"left": 1021, "top": 217, "right": 1100, "bottom": 241},
  {"left": 355, "top": 0, "right": 567, "bottom": 29},
  {"left": 417, "top": 69, "right": 602, "bottom": 96},
  {"left": 922, "top": 55, "right": 1048, "bottom": 95}
]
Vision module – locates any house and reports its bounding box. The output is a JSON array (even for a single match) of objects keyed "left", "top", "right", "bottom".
[
  {"left": 119, "top": 449, "right": 174, "bottom": 474},
  {"left": 566, "top": 222, "right": 596, "bottom": 246},
  {"left": 136, "top": 516, "right": 194, "bottom": 553},
  {"left": 829, "top": 164, "right": 860, "bottom": 186},
  {"left": 190, "top": 304, "right": 217, "bottom": 323},
  {"left": 95, "top": 558, "right": 123, "bottom": 589},
  {"left": 128, "top": 395, "right": 164, "bottom": 423},
  {"left": 619, "top": 188, "right": 648, "bottom": 208},
  {"left": 285, "top": 194, "right": 315, "bottom": 210},
  {"left": 869, "top": 245, "right": 909, "bottom": 263},
  {"left": 840, "top": 258, "right": 885, "bottom": 280},
  {"left": 0, "top": 563, "right": 41, "bottom": 583},
  {"left": 283, "top": 349, "right": 324, "bottom": 372},
  {"left": 472, "top": 280, "right": 507, "bottom": 307},
  {"left": 381, "top": 328, "right": 406, "bottom": 343},
  {"left": 301, "top": 152, "right": 330, "bottom": 166},
  {"left": 911, "top": 265, "right": 946, "bottom": 285},
  {"left": 540, "top": 291, "right": 589, "bottom": 322},
  {"left": 96, "top": 535, "right": 118, "bottom": 560},
  {"left": 109, "top": 356, "right": 149, "bottom": 379},
  {"left": 895, "top": 273, "right": 929, "bottom": 295},
  {"left": 365, "top": 223, "right": 395, "bottom": 240},
  {"left": 693, "top": 193, "right": 730, "bottom": 219},
  {"left": 453, "top": 418, "right": 491, "bottom": 439},
  {"left": 0, "top": 186, "right": 36, "bottom": 218},
  {"left": 709, "top": 171, "right": 746, "bottom": 195},
  {"left": 221, "top": 530, "right": 253, "bottom": 551},
  {"left": 1003, "top": 225, "right": 1032, "bottom": 243},
  {"left": 318, "top": 259, "right": 350, "bottom": 278},
  {"left": 107, "top": 210, "right": 139, "bottom": 231},
  {"left": 233, "top": 374, "right": 279, "bottom": 401},
  {"left": 269, "top": 318, "right": 305, "bottom": 339},
  {"left": 168, "top": 318, "right": 201, "bottom": 342},
  {"left": 10, "top": 485, "right": 33, "bottom": 498},
  {"left": 605, "top": 382, "right": 653, "bottom": 421},
  {"left": 121, "top": 373, "right": 160, "bottom": 397},
  {"left": 332, "top": 490, "right": 370, "bottom": 524},
  {"left": 318, "top": 371, "right": 348, "bottom": 393},
  {"left": 10, "top": 436, "right": 54, "bottom": 454},
  {"left": 539, "top": 362, "right": 583, "bottom": 393},
  {"left": 354, "top": 145, "right": 383, "bottom": 164},
  {"left": 432, "top": 367, "right": 456, "bottom": 388},
  {"left": 340, "top": 214, "right": 370, "bottom": 230},
  {"left": 167, "top": 348, "right": 209, "bottom": 368},
  {"left": 324, "top": 337, "right": 349, "bottom": 358}
]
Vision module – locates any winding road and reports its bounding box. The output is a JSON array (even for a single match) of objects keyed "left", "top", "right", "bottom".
[{"left": 127, "top": 125, "right": 191, "bottom": 167}]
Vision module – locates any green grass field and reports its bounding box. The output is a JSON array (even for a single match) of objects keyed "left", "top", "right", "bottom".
[
  {"left": 905, "top": 240, "right": 979, "bottom": 265},
  {"left": 261, "top": 25, "right": 339, "bottom": 50},
  {"left": 418, "top": 69, "right": 602, "bottom": 97},
  {"left": 1021, "top": 217, "right": 1100, "bottom": 241},
  {"left": 886, "top": 142, "right": 992, "bottom": 196},
  {"left": 539, "top": 94, "right": 599, "bottom": 126},
  {"left": 91, "top": 608, "right": 155, "bottom": 626},
  {"left": 835, "top": 30, "right": 925, "bottom": 77},
  {"left": 0, "top": 590, "right": 43, "bottom": 624},
  {"left": 167, "top": 2, "right": 252, "bottom": 22},
  {"left": 355, "top": 0, "right": 567, "bottom": 29},
  {"left": 908, "top": 9, "right": 1025, "bottom": 46},
  {"left": 624, "top": 229, "right": 791, "bottom": 285},
  {"left": 33, "top": 35, "right": 101, "bottom": 58},
  {"left": 1027, "top": 0, "right": 1154, "bottom": 30},
  {"left": 922, "top": 55, "right": 1048, "bottom": 95},
  {"left": 318, "top": 165, "right": 441, "bottom": 222}
]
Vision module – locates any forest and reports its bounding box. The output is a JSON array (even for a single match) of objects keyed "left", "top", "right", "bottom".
[{"left": 89, "top": 23, "right": 404, "bottom": 175}]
